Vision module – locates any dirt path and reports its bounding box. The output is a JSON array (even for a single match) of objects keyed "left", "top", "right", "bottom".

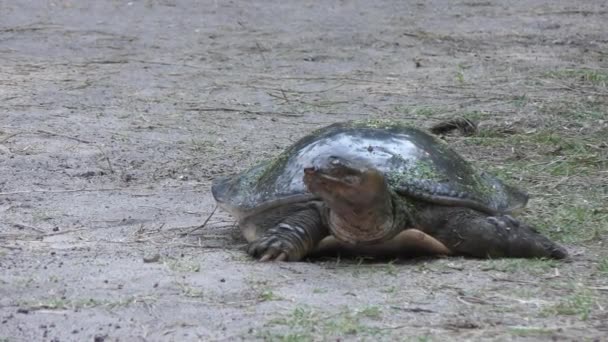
[{"left": 1, "top": 1, "right": 607, "bottom": 341}]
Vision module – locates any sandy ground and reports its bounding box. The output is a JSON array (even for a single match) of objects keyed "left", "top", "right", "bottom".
[{"left": 1, "top": 0, "right": 607, "bottom": 341}]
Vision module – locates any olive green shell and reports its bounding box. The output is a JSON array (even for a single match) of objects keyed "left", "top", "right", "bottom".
[{"left": 212, "top": 120, "right": 527, "bottom": 217}]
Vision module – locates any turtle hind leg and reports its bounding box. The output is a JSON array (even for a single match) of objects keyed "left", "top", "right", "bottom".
[
  {"left": 417, "top": 206, "right": 568, "bottom": 259},
  {"left": 247, "top": 205, "right": 328, "bottom": 262}
]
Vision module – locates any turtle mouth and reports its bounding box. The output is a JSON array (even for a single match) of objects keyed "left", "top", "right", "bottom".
[
  {"left": 303, "top": 167, "right": 364, "bottom": 204},
  {"left": 303, "top": 157, "right": 365, "bottom": 188},
  {"left": 304, "top": 167, "right": 355, "bottom": 185},
  {"left": 303, "top": 156, "right": 378, "bottom": 202}
]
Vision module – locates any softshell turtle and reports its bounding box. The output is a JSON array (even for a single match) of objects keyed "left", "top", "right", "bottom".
[{"left": 212, "top": 120, "right": 567, "bottom": 261}]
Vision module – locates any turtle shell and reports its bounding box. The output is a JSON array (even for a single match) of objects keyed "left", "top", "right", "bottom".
[{"left": 212, "top": 120, "right": 528, "bottom": 219}]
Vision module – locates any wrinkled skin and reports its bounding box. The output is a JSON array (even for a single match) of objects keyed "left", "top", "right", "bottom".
[
  {"left": 303, "top": 157, "right": 396, "bottom": 245},
  {"left": 244, "top": 156, "right": 568, "bottom": 262}
]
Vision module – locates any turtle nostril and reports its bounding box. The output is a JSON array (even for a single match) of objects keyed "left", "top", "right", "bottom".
[{"left": 303, "top": 167, "right": 316, "bottom": 174}]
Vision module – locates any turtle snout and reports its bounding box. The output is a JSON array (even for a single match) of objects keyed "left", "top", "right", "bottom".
[{"left": 303, "top": 166, "right": 317, "bottom": 175}]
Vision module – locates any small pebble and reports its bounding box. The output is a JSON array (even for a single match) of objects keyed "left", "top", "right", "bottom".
[{"left": 143, "top": 253, "right": 160, "bottom": 263}]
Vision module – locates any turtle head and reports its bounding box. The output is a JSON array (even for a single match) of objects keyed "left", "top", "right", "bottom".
[
  {"left": 304, "top": 156, "right": 396, "bottom": 244},
  {"left": 303, "top": 156, "right": 385, "bottom": 205}
]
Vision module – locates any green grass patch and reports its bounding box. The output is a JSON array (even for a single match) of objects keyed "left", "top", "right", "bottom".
[
  {"left": 348, "top": 259, "right": 400, "bottom": 278},
  {"left": 543, "top": 69, "right": 608, "bottom": 87},
  {"left": 381, "top": 286, "right": 397, "bottom": 294},
  {"left": 20, "top": 295, "right": 158, "bottom": 311},
  {"left": 256, "top": 332, "right": 312, "bottom": 342},
  {"left": 413, "top": 337, "right": 434, "bottom": 342},
  {"left": 164, "top": 258, "right": 201, "bottom": 273},
  {"left": 549, "top": 103, "right": 607, "bottom": 121},
  {"left": 394, "top": 105, "right": 440, "bottom": 117},
  {"left": 21, "top": 297, "right": 119, "bottom": 310},
  {"left": 259, "top": 290, "right": 283, "bottom": 302},
  {"left": 511, "top": 94, "right": 529, "bottom": 108},
  {"left": 474, "top": 128, "right": 606, "bottom": 177},
  {"left": 358, "top": 306, "right": 382, "bottom": 319},
  {"left": 598, "top": 258, "right": 608, "bottom": 275},
  {"left": 456, "top": 124, "right": 607, "bottom": 244},
  {"left": 526, "top": 200, "right": 607, "bottom": 243},
  {"left": 542, "top": 288, "right": 595, "bottom": 320},
  {"left": 460, "top": 110, "right": 487, "bottom": 122},
  {"left": 508, "top": 326, "right": 554, "bottom": 337},
  {"left": 261, "top": 305, "right": 385, "bottom": 340},
  {"left": 177, "top": 282, "right": 204, "bottom": 298}
]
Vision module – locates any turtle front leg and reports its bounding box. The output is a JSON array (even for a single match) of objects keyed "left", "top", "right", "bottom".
[
  {"left": 247, "top": 206, "right": 328, "bottom": 262},
  {"left": 416, "top": 206, "right": 568, "bottom": 259}
]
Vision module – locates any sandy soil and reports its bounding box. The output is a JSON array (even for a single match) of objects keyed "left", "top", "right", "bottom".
[{"left": 1, "top": 1, "right": 607, "bottom": 341}]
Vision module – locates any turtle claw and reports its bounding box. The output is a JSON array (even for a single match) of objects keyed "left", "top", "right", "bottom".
[
  {"left": 258, "top": 249, "right": 288, "bottom": 262},
  {"left": 259, "top": 253, "right": 274, "bottom": 262},
  {"left": 487, "top": 216, "right": 508, "bottom": 230},
  {"left": 487, "top": 215, "right": 522, "bottom": 230},
  {"left": 247, "top": 225, "right": 305, "bottom": 262},
  {"left": 503, "top": 215, "right": 520, "bottom": 227}
]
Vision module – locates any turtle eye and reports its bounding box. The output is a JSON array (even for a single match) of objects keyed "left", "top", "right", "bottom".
[
  {"left": 328, "top": 156, "right": 351, "bottom": 169},
  {"left": 329, "top": 156, "right": 343, "bottom": 166}
]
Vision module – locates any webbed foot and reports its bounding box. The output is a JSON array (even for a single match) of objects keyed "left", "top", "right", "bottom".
[
  {"left": 247, "top": 224, "right": 307, "bottom": 262},
  {"left": 247, "top": 204, "right": 329, "bottom": 262}
]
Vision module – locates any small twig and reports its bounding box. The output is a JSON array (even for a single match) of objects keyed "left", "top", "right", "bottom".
[
  {"left": 0, "top": 244, "right": 21, "bottom": 250},
  {"left": 457, "top": 296, "right": 487, "bottom": 305},
  {"left": 126, "top": 59, "right": 201, "bottom": 69},
  {"left": 390, "top": 306, "right": 435, "bottom": 313},
  {"left": 589, "top": 286, "right": 608, "bottom": 291},
  {"left": 1, "top": 227, "right": 93, "bottom": 240},
  {"left": 279, "top": 88, "right": 290, "bottom": 104},
  {"left": 36, "top": 129, "right": 91, "bottom": 144},
  {"left": 182, "top": 107, "right": 303, "bottom": 117},
  {"left": 0, "top": 185, "right": 205, "bottom": 196},
  {"left": 534, "top": 10, "right": 608, "bottom": 15},
  {"left": 254, "top": 41, "right": 269, "bottom": 68},
  {"left": 175, "top": 244, "right": 227, "bottom": 249},
  {"left": 95, "top": 145, "right": 114, "bottom": 174},
  {"left": 0, "top": 132, "right": 20, "bottom": 143},
  {"left": 184, "top": 204, "right": 218, "bottom": 236},
  {"left": 0, "top": 188, "right": 127, "bottom": 196},
  {"left": 490, "top": 276, "right": 538, "bottom": 285},
  {"left": 245, "top": 83, "right": 345, "bottom": 94},
  {"left": 257, "top": 75, "right": 395, "bottom": 85},
  {"left": 11, "top": 223, "right": 45, "bottom": 234}
]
